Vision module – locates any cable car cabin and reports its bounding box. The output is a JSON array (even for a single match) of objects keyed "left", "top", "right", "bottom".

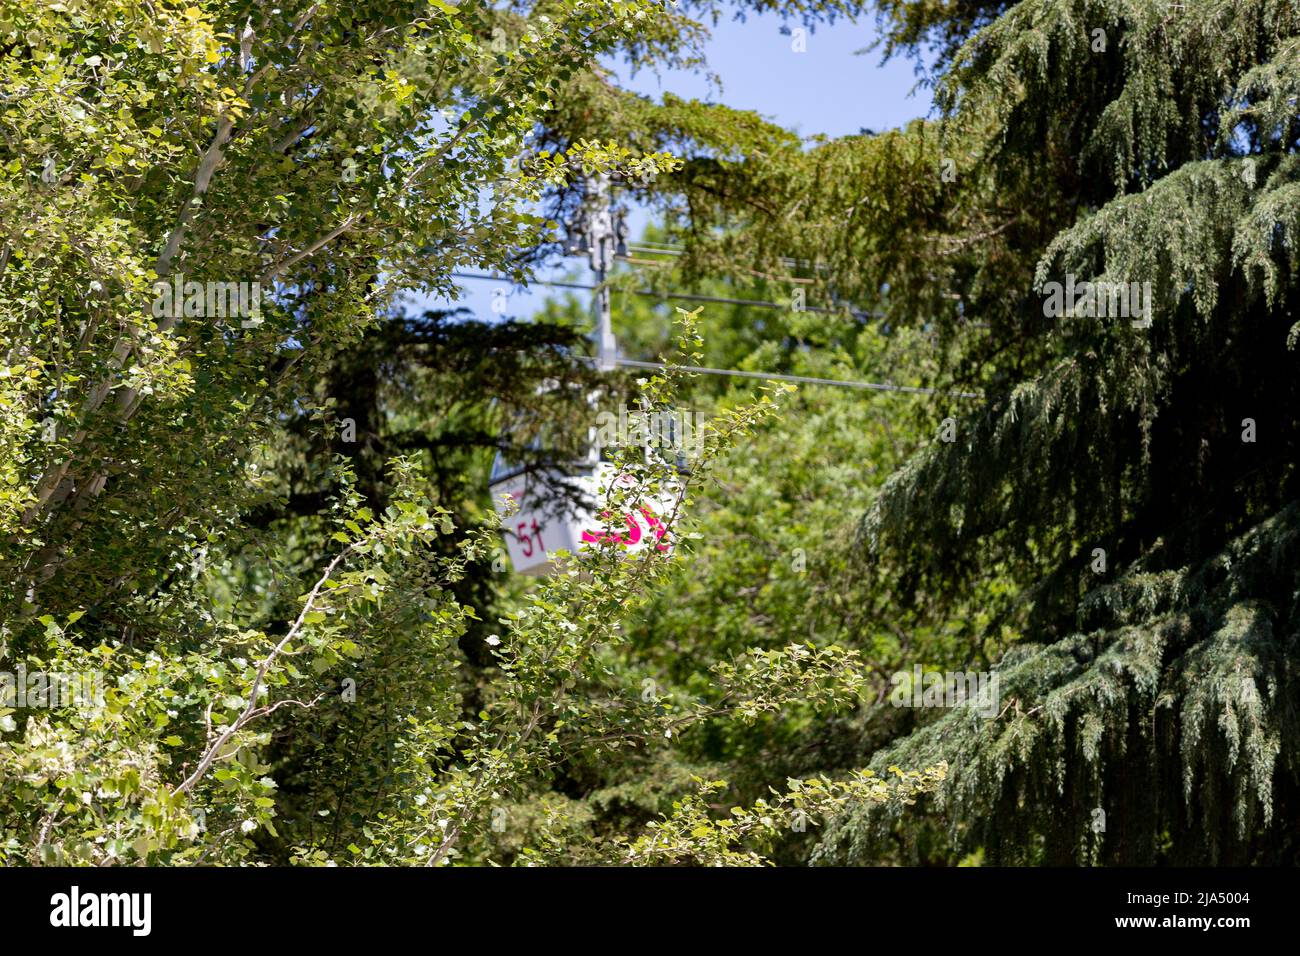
[
  {"left": 488, "top": 402, "right": 685, "bottom": 576},
  {"left": 489, "top": 454, "right": 681, "bottom": 576},
  {"left": 489, "top": 448, "right": 591, "bottom": 576}
]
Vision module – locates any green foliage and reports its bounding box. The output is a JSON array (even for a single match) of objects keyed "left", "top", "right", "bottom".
[
  {"left": 4, "top": 0, "right": 1295, "bottom": 869},
  {"left": 610, "top": 766, "right": 946, "bottom": 866},
  {"left": 1, "top": 0, "right": 937, "bottom": 867},
  {"left": 820, "top": 504, "right": 1300, "bottom": 864},
  {"left": 349, "top": 311, "right": 901, "bottom": 865}
]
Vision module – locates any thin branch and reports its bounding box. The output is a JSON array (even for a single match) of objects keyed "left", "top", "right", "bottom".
[{"left": 173, "top": 542, "right": 356, "bottom": 795}]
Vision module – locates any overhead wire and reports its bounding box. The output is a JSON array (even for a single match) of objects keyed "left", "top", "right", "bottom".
[
  {"left": 588, "top": 356, "right": 981, "bottom": 398},
  {"left": 451, "top": 249, "right": 981, "bottom": 398},
  {"left": 451, "top": 271, "right": 882, "bottom": 319}
]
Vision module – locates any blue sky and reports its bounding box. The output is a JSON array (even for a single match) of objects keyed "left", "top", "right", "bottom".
[
  {"left": 406, "top": 10, "right": 933, "bottom": 322},
  {"left": 617, "top": 10, "right": 931, "bottom": 139}
]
